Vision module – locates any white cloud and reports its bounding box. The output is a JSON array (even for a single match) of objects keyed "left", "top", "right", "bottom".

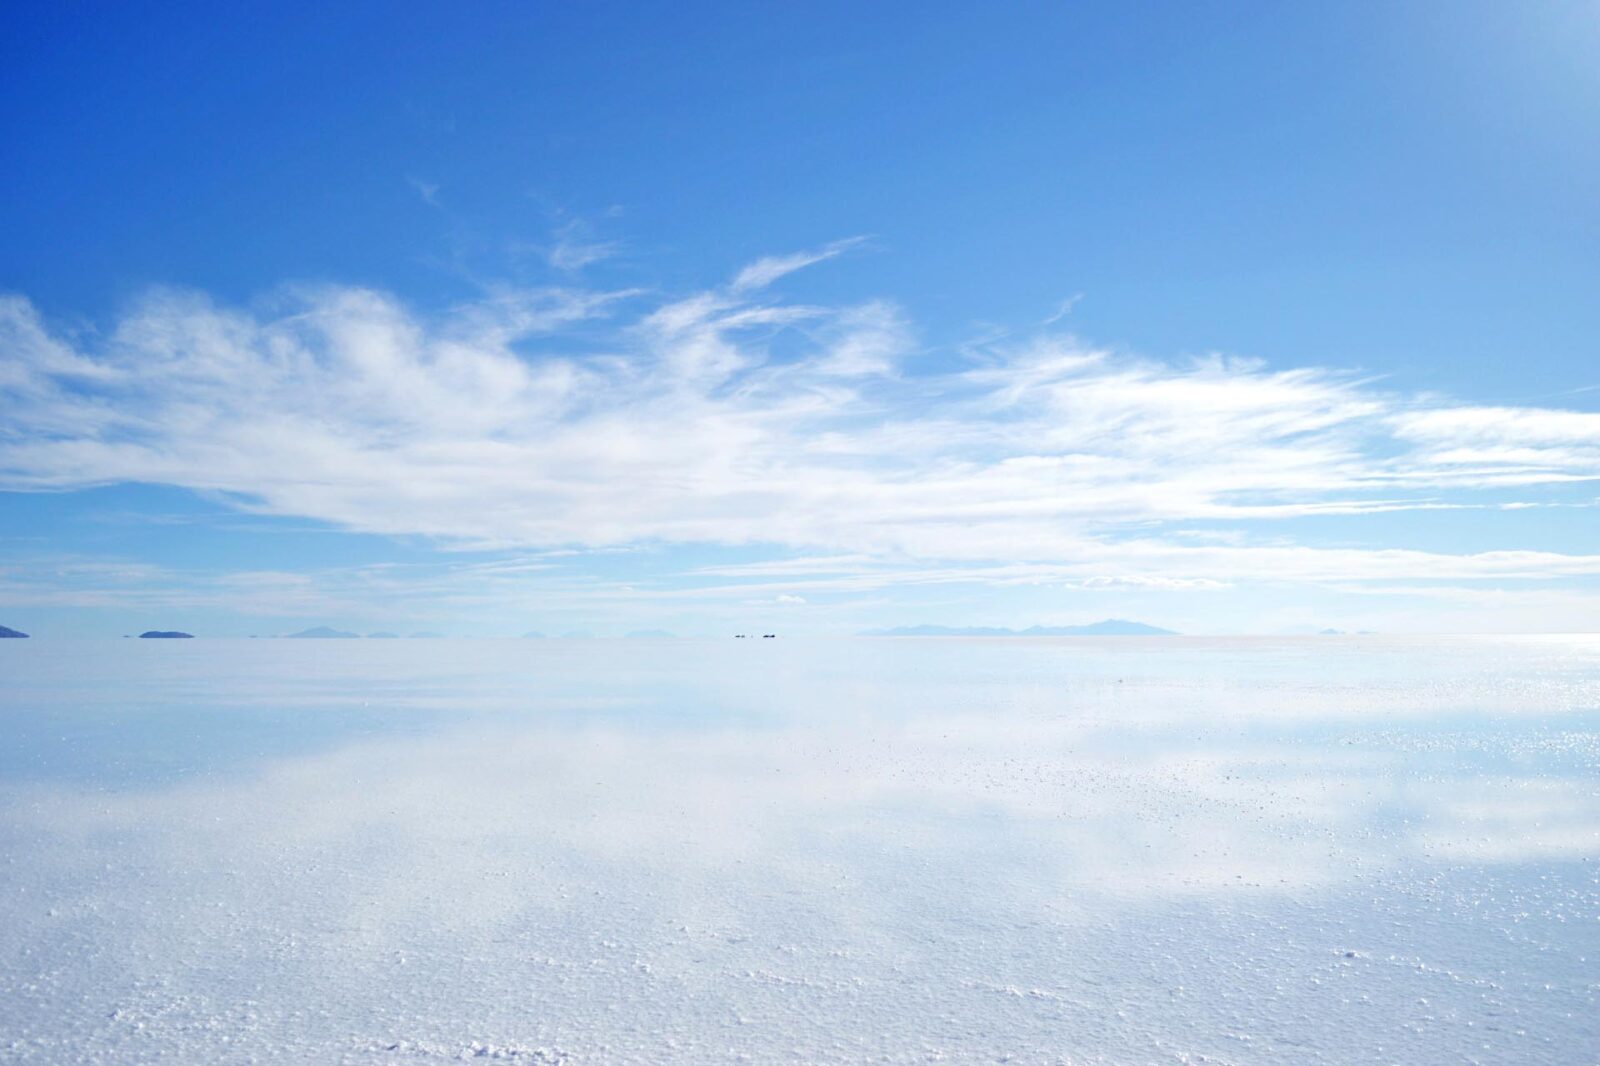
[
  {"left": 2, "top": 246, "right": 1598, "bottom": 627},
  {"left": 546, "top": 219, "right": 620, "bottom": 272},
  {"left": 1041, "top": 292, "right": 1083, "bottom": 326},
  {"left": 728, "top": 237, "right": 865, "bottom": 292},
  {"left": 1388, "top": 404, "right": 1600, "bottom": 483}
]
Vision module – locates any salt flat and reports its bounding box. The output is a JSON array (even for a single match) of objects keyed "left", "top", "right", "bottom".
[{"left": 1, "top": 637, "right": 1596, "bottom": 1064}]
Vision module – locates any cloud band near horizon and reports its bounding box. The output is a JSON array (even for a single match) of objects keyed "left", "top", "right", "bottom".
[{"left": 1, "top": 245, "right": 1598, "bottom": 631}]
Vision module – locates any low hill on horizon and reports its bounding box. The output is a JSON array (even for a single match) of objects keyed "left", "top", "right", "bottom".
[
  {"left": 0, "top": 624, "right": 30, "bottom": 638},
  {"left": 288, "top": 626, "right": 360, "bottom": 638}
]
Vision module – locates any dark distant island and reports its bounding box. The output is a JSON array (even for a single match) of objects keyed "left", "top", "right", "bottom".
[
  {"left": 139, "top": 630, "right": 194, "bottom": 639},
  {"left": 863, "top": 619, "right": 1178, "bottom": 637},
  {"left": 0, "top": 624, "right": 29, "bottom": 638},
  {"left": 366, "top": 631, "right": 399, "bottom": 638},
  {"left": 288, "top": 626, "right": 360, "bottom": 638}
]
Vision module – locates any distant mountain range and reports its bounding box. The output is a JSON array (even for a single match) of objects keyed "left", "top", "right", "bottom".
[
  {"left": 0, "top": 624, "right": 29, "bottom": 638},
  {"left": 139, "top": 630, "right": 193, "bottom": 639},
  {"left": 862, "top": 619, "right": 1177, "bottom": 637}
]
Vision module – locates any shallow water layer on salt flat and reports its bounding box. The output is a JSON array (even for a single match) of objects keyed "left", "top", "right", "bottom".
[{"left": 1, "top": 636, "right": 1596, "bottom": 1064}]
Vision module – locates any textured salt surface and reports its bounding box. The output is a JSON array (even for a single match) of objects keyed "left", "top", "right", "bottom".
[{"left": 0, "top": 637, "right": 1596, "bottom": 1063}]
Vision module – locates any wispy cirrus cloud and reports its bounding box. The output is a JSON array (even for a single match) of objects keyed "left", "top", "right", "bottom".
[
  {"left": 1389, "top": 404, "right": 1600, "bottom": 482},
  {"left": 1, "top": 242, "right": 1598, "bottom": 631},
  {"left": 728, "top": 237, "right": 866, "bottom": 293},
  {"left": 545, "top": 218, "right": 621, "bottom": 273}
]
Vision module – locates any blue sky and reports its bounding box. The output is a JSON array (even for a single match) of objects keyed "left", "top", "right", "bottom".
[{"left": 2, "top": 2, "right": 1598, "bottom": 636}]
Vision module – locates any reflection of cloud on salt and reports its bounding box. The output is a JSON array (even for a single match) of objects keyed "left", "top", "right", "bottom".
[
  {"left": 9, "top": 707, "right": 1597, "bottom": 920},
  {"left": 1, "top": 637, "right": 1597, "bottom": 1062},
  {"left": 1413, "top": 777, "right": 1600, "bottom": 862}
]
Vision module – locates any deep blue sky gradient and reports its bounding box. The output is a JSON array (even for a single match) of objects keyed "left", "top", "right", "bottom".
[{"left": 5, "top": 2, "right": 1597, "bottom": 395}]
